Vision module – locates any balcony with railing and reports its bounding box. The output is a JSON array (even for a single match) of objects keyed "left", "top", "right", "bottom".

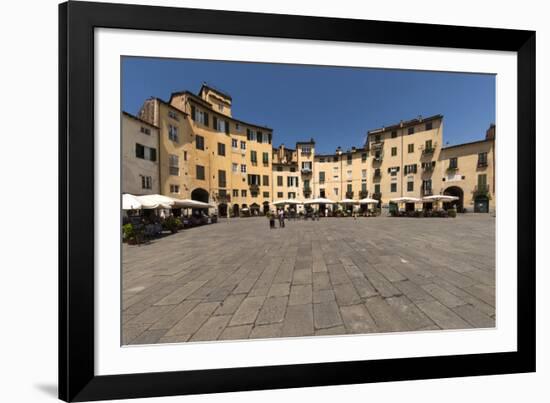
[
  {"left": 421, "top": 142, "right": 437, "bottom": 155},
  {"left": 421, "top": 188, "right": 433, "bottom": 196},
  {"left": 373, "top": 170, "right": 382, "bottom": 181},
  {"left": 359, "top": 190, "right": 368, "bottom": 198},
  {"left": 301, "top": 167, "right": 312, "bottom": 175},
  {"left": 169, "top": 166, "right": 179, "bottom": 176},
  {"left": 346, "top": 191, "right": 354, "bottom": 199},
  {"left": 477, "top": 160, "right": 488, "bottom": 168},
  {"left": 372, "top": 192, "right": 382, "bottom": 200},
  {"left": 303, "top": 186, "right": 312, "bottom": 197},
  {"left": 370, "top": 140, "right": 384, "bottom": 150},
  {"left": 249, "top": 183, "right": 260, "bottom": 193}
]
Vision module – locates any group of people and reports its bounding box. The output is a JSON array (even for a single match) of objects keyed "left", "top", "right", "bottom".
[{"left": 269, "top": 209, "right": 286, "bottom": 229}]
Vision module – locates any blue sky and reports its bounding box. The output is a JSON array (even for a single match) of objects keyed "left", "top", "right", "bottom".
[{"left": 122, "top": 57, "right": 495, "bottom": 154}]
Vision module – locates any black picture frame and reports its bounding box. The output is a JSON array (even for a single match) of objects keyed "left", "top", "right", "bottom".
[{"left": 59, "top": 1, "right": 536, "bottom": 401}]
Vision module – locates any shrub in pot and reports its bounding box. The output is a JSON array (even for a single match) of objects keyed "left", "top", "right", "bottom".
[
  {"left": 447, "top": 208, "right": 457, "bottom": 218},
  {"left": 162, "top": 216, "right": 181, "bottom": 233}
]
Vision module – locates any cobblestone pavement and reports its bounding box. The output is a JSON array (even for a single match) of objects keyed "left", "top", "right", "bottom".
[{"left": 122, "top": 215, "right": 495, "bottom": 345}]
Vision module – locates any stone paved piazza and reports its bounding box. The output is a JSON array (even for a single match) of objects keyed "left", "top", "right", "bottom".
[{"left": 122, "top": 215, "right": 495, "bottom": 345}]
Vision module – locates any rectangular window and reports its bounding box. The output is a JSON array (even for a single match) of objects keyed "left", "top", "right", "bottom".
[
  {"left": 290, "top": 167, "right": 296, "bottom": 172},
  {"left": 196, "top": 165, "right": 205, "bottom": 180},
  {"left": 319, "top": 172, "right": 325, "bottom": 183},
  {"left": 232, "top": 138, "right": 238, "bottom": 148},
  {"left": 183, "top": 150, "right": 187, "bottom": 161},
  {"left": 168, "top": 125, "right": 179, "bottom": 142},
  {"left": 135, "top": 143, "right": 144, "bottom": 159},
  {"left": 140, "top": 126, "right": 151, "bottom": 135},
  {"left": 302, "top": 161, "right": 312, "bottom": 171},
  {"left": 301, "top": 146, "right": 311, "bottom": 155},
  {"left": 169, "top": 184, "right": 180, "bottom": 194},
  {"left": 192, "top": 108, "right": 209, "bottom": 126},
  {"left": 277, "top": 176, "right": 283, "bottom": 186},
  {"left": 391, "top": 130, "right": 397, "bottom": 138},
  {"left": 240, "top": 141, "right": 246, "bottom": 150},
  {"left": 277, "top": 192, "right": 283, "bottom": 198},
  {"left": 257, "top": 132, "right": 263, "bottom": 143},
  {"left": 389, "top": 167, "right": 399, "bottom": 176},
  {"left": 263, "top": 175, "right": 269, "bottom": 186},
  {"left": 232, "top": 163, "right": 238, "bottom": 173},
  {"left": 425, "top": 139, "right": 433, "bottom": 150},
  {"left": 168, "top": 110, "right": 179, "bottom": 121},
  {"left": 361, "top": 182, "right": 367, "bottom": 192},
  {"left": 196, "top": 135, "right": 205, "bottom": 150},
  {"left": 426, "top": 122, "right": 433, "bottom": 131},
  {"left": 347, "top": 170, "right": 352, "bottom": 180},
  {"left": 449, "top": 157, "right": 458, "bottom": 169},
  {"left": 404, "top": 164, "right": 417, "bottom": 174},
  {"left": 288, "top": 192, "right": 296, "bottom": 199},
  {"left": 263, "top": 191, "right": 270, "bottom": 198},
  {"left": 241, "top": 189, "right": 247, "bottom": 197},
  {"left": 240, "top": 164, "right": 247, "bottom": 173},
  {"left": 478, "top": 152, "right": 488, "bottom": 166},
  {"left": 408, "top": 144, "right": 414, "bottom": 153},
  {"left": 168, "top": 154, "right": 179, "bottom": 176},
  {"left": 217, "top": 142, "right": 226, "bottom": 156},
  {"left": 218, "top": 170, "right": 226, "bottom": 188},
  {"left": 478, "top": 173, "right": 488, "bottom": 186},
  {"left": 391, "top": 147, "right": 397, "bottom": 156},
  {"left": 407, "top": 181, "right": 414, "bottom": 192},
  {"left": 375, "top": 184, "right": 380, "bottom": 194},
  {"left": 361, "top": 153, "right": 367, "bottom": 162},
  {"left": 319, "top": 157, "right": 325, "bottom": 163},
  {"left": 235, "top": 123, "right": 241, "bottom": 132},
  {"left": 423, "top": 179, "right": 432, "bottom": 192},
  {"left": 232, "top": 189, "right": 239, "bottom": 197},
  {"left": 262, "top": 152, "right": 269, "bottom": 164},
  {"left": 247, "top": 129, "right": 257, "bottom": 141},
  {"left": 248, "top": 174, "right": 261, "bottom": 186},
  {"left": 375, "top": 134, "right": 381, "bottom": 142},
  {"left": 361, "top": 169, "right": 367, "bottom": 179},
  {"left": 347, "top": 184, "right": 352, "bottom": 193},
  {"left": 250, "top": 150, "right": 257, "bottom": 163},
  {"left": 347, "top": 154, "right": 352, "bottom": 165},
  {"left": 287, "top": 177, "right": 298, "bottom": 187},
  {"left": 408, "top": 127, "right": 415, "bottom": 135},
  {"left": 141, "top": 175, "right": 152, "bottom": 190},
  {"left": 334, "top": 188, "right": 339, "bottom": 196},
  {"left": 391, "top": 183, "right": 397, "bottom": 192},
  {"left": 276, "top": 166, "right": 283, "bottom": 172},
  {"left": 213, "top": 117, "right": 229, "bottom": 134}
]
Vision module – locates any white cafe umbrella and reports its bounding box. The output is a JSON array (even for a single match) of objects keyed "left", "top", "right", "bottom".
[
  {"left": 137, "top": 194, "right": 174, "bottom": 209},
  {"left": 176, "top": 199, "right": 213, "bottom": 208},
  {"left": 273, "top": 199, "right": 303, "bottom": 206},
  {"left": 389, "top": 197, "right": 422, "bottom": 203},
  {"left": 358, "top": 197, "right": 379, "bottom": 205},
  {"left": 339, "top": 198, "right": 358, "bottom": 204},
  {"left": 422, "top": 195, "right": 459, "bottom": 202},
  {"left": 303, "top": 197, "right": 336, "bottom": 205},
  {"left": 122, "top": 194, "right": 142, "bottom": 210}
]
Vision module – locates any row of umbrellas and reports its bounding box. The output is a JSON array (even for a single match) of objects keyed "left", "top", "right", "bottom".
[
  {"left": 273, "top": 194, "right": 458, "bottom": 206},
  {"left": 122, "top": 194, "right": 213, "bottom": 210}
]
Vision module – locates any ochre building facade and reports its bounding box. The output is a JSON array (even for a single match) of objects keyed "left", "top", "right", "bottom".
[{"left": 122, "top": 85, "right": 496, "bottom": 214}]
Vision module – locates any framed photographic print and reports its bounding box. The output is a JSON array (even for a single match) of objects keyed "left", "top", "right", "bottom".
[{"left": 59, "top": 1, "right": 536, "bottom": 401}]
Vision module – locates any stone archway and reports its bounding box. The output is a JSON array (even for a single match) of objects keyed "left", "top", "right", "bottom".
[
  {"left": 444, "top": 186, "right": 464, "bottom": 212},
  {"left": 262, "top": 201, "right": 270, "bottom": 215},
  {"left": 218, "top": 203, "right": 228, "bottom": 217},
  {"left": 191, "top": 188, "right": 209, "bottom": 203}
]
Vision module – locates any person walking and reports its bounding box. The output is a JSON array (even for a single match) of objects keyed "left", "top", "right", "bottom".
[{"left": 278, "top": 209, "right": 285, "bottom": 228}]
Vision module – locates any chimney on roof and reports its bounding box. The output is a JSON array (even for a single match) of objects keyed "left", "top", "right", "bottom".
[
  {"left": 486, "top": 124, "right": 496, "bottom": 140},
  {"left": 418, "top": 115, "right": 423, "bottom": 121},
  {"left": 400, "top": 120, "right": 404, "bottom": 128}
]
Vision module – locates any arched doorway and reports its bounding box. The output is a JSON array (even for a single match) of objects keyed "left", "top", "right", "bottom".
[
  {"left": 218, "top": 203, "right": 228, "bottom": 217},
  {"left": 232, "top": 204, "right": 239, "bottom": 217},
  {"left": 191, "top": 188, "right": 209, "bottom": 203},
  {"left": 443, "top": 186, "right": 464, "bottom": 212},
  {"left": 474, "top": 195, "right": 489, "bottom": 213},
  {"left": 250, "top": 203, "right": 260, "bottom": 216},
  {"left": 262, "top": 201, "right": 270, "bottom": 215}
]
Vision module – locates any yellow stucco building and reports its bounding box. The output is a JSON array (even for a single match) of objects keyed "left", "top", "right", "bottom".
[{"left": 123, "top": 85, "right": 495, "bottom": 215}]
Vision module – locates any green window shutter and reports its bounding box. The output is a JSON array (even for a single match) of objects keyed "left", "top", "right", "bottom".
[
  {"left": 150, "top": 148, "right": 156, "bottom": 162},
  {"left": 225, "top": 121, "right": 230, "bottom": 134},
  {"left": 213, "top": 116, "right": 218, "bottom": 130}
]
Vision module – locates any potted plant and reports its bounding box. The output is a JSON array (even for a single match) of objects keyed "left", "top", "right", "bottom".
[
  {"left": 447, "top": 208, "right": 457, "bottom": 218},
  {"left": 162, "top": 216, "right": 181, "bottom": 233},
  {"left": 123, "top": 223, "right": 143, "bottom": 245}
]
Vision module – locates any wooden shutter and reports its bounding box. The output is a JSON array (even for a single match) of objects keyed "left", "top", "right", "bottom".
[
  {"left": 204, "top": 112, "right": 209, "bottom": 126},
  {"left": 213, "top": 116, "right": 218, "bottom": 130},
  {"left": 150, "top": 148, "right": 156, "bottom": 162},
  {"left": 225, "top": 120, "right": 230, "bottom": 134},
  {"left": 191, "top": 105, "right": 196, "bottom": 121}
]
